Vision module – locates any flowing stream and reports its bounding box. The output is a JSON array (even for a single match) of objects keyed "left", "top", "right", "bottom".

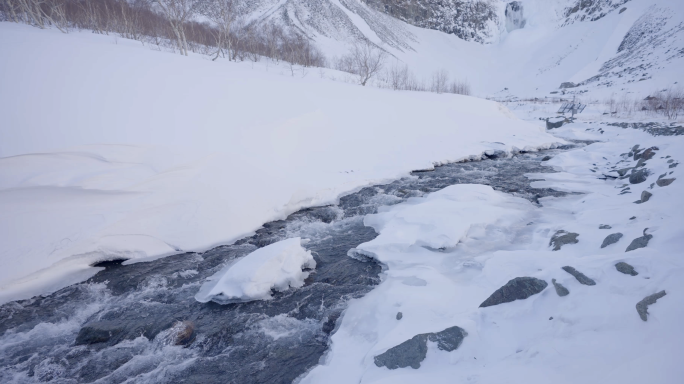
[{"left": 0, "top": 143, "right": 584, "bottom": 383}]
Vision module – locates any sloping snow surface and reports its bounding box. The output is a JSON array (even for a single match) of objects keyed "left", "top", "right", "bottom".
[
  {"left": 195, "top": 237, "right": 315, "bottom": 303},
  {"left": 0, "top": 23, "right": 561, "bottom": 303},
  {"left": 301, "top": 122, "right": 684, "bottom": 384}
]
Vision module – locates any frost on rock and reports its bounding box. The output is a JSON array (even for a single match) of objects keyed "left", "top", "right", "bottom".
[
  {"left": 195, "top": 238, "right": 315, "bottom": 304},
  {"left": 550, "top": 230, "right": 579, "bottom": 251},
  {"left": 479, "top": 277, "right": 548, "bottom": 308}
]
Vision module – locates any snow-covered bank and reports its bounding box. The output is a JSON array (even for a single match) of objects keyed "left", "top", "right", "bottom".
[
  {"left": 301, "top": 122, "right": 684, "bottom": 384},
  {"left": 0, "top": 23, "right": 561, "bottom": 303}
]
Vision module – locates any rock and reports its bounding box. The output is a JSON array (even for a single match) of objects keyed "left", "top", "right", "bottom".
[
  {"left": 629, "top": 216, "right": 636, "bottom": 220},
  {"left": 599, "top": 224, "right": 612, "bottom": 229},
  {"left": 427, "top": 326, "right": 468, "bottom": 352},
  {"left": 546, "top": 117, "right": 567, "bottom": 129},
  {"left": 551, "top": 279, "right": 569, "bottom": 297},
  {"left": 75, "top": 321, "right": 124, "bottom": 345},
  {"left": 615, "top": 262, "right": 638, "bottom": 276},
  {"left": 541, "top": 155, "right": 552, "bottom": 161},
  {"left": 626, "top": 230, "right": 653, "bottom": 252},
  {"left": 640, "top": 147, "right": 657, "bottom": 161},
  {"left": 616, "top": 168, "right": 632, "bottom": 177},
  {"left": 601, "top": 233, "right": 623, "bottom": 248},
  {"left": 562, "top": 266, "right": 596, "bottom": 286},
  {"left": 656, "top": 178, "right": 675, "bottom": 187},
  {"left": 374, "top": 326, "right": 467, "bottom": 370},
  {"left": 629, "top": 168, "right": 649, "bottom": 184},
  {"left": 639, "top": 190, "right": 652, "bottom": 203},
  {"left": 374, "top": 334, "right": 428, "bottom": 369},
  {"left": 479, "top": 277, "right": 548, "bottom": 308},
  {"left": 635, "top": 158, "right": 646, "bottom": 168},
  {"left": 636, "top": 291, "right": 666, "bottom": 321},
  {"left": 170, "top": 321, "right": 195, "bottom": 346},
  {"left": 549, "top": 230, "right": 579, "bottom": 251},
  {"left": 396, "top": 312, "right": 403, "bottom": 320},
  {"left": 560, "top": 82, "right": 577, "bottom": 89},
  {"left": 619, "top": 7, "right": 627, "bottom": 13}
]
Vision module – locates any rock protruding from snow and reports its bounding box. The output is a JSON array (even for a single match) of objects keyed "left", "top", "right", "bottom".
[
  {"left": 546, "top": 117, "right": 567, "bottom": 129},
  {"left": 615, "top": 262, "right": 638, "bottom": 276},
  {"left": 636, "top": 291, "right": 667, "bottom": 321},
  {"left": 396, "top": 312, "right": 403, "bottom": 320},
  {"left": 635, "top": 190, "right": 652, "bottom": 204},
  {"left": 599, "top": 224, "right": 612, "bottom": 229},
  {"left": 479, "top": 277, "right": 548, "bottom": 308},
  {"left": 629, "top": 168, "right": 650, "bottom": 184},
  {"left": 505, "top": 2, "right": 526, "bottom": 32},
  {"left": 552, "top": 279, "right": 570, "bottom": 297},
  {"left": 550, "top": 230, "right": 579, "bottom": 251},
  {"left": 656, "top": 178, "right": 676, "bottom": 187},
  {"left": 373, "top": 326, "right": 467, "bottom": 370},
  {"left": 601, "top": 233, "right": 623, "bottom": 248},
  {"left": 195, "top": 238, "right": 316, "bottom": 304},
  {"left": 559, "top": 82, "right": 577, "bottom": 89},
  {"left": 562, "top": 266, "right": 596, "bottom": 286},
  {"left": 626, "top": 230, "right": 653, "bottom": 252}
]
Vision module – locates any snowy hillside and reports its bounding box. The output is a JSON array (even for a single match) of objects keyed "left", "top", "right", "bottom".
[
  {"left": 235, "top": 0, "right": 684, "bottom": 97},
  {"left": 0, "top": 23, "right": 559, "bottom": 303}
]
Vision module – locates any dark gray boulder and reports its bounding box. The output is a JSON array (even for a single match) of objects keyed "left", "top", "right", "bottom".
[
  {"left": 427, "top": 326, "right": 468, "bottom": 352},
  {"left": 560, "top": 82, "right": 577, "bottom": 89},
  {"left": 640, "top": 147, "right": 657, "bottom": 161},
  {"left": 551, "top": 279, "right": 569, "bottom": 297},
  {"left": 599, "top": 224, "right": 612, "bottom": 229},
  {"left": 373, "top": 326, "right": 467, "bottom": 370},
  {"left": 374, "top": 334, "right": 428, "bottom": 369},
  {"left": 541, "top": 155, "right": 552, "bottom": 161},
  {"left": 550, "top": 230, "right": 579, "bottom": 251},
  {"left": 75, "top": 321, "right": 124, "bottom": 345},
  {"left": 479, "top": 277, "right": 547, "bottom": 307},
  {"left": 396, "top": 312, "right": 403, "bottom": 320},
  {"left": 636, "top": 291, "right": 666, "bottom": 321},
  {"left": 626, "top": 230, "right": 653, "bottom": 252},
  {"left": 640, "top": 190, "right": 652, "bottom": 203},
  {"left": 546, "top": 117, "right": 567, "bottom": 129},
  {"left": 601, "top": 233, "right": 623, "bottom": 248},
  {"left": 629, "top": 169, "right": 650, "bottom": 184},
  {"left": 615, "top": 262, "right": 638, "bottom": 276},
  {"left": 562, "top": 266, "right": 596, "bottom": 286},
  {"left": 656, "top": 178, "right": 675, "bottom": 187}
]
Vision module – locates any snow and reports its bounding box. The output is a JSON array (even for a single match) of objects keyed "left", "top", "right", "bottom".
[
  {"left": 0, "top": 23, "right": 562, "bottom": 304},
  {"left": 195, "top": 237, "right": 315, "bottom": 303},
  {"left": 300, "top": 116, "right": 684, "bottom": 384}
]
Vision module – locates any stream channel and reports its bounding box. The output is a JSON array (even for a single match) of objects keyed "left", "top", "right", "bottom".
[{"left": 0, "top": 142, "right": 586, "bottom": 383}]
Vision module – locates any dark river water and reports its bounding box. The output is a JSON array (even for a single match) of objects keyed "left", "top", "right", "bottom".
[{"left": 0, "top": 143, "right": 580, "bottom": 383}]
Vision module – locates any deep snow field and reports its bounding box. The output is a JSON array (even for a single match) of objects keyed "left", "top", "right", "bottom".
[{"left": 1, "top": 1, "right": 684, "bottom": 382}]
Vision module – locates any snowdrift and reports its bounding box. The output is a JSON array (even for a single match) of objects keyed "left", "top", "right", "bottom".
[{"left": 0, "top": 23, "right": 560, "bottom": 303}]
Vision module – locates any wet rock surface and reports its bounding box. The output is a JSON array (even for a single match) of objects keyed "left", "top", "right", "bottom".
[
  {"left": 480, "top": 277, "right": 548, "bottom": 307},
  {"left": 0, "top": 146, "right": 576, "bottom": 383},
  {"left": 552, "top": 279, "right": 570, "bottom": 297},
  {"left": 636, "top": 291, "right": 667, "bottom": 321},
  {"left": 562, "top": 266, "right": 597, "bottom": 286},
  {"left": 373, "top": 326, "right": 467, "bottom": 370},
  {"left": 615, "top": 262, "right": 638, "bottom": 276},
  {"left": 550, "top": 230, "right": 580, "bottom": 251},
  {"left": 601, "top": 233, "right": 623, "bottom": 248}
]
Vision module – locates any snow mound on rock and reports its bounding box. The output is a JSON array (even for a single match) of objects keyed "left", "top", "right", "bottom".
[{"left": 195, "top": 238, "right": 315, "bottom": 304}]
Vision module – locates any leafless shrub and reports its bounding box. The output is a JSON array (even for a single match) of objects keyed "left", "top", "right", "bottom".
[
  {"left": 335, "top": 42, "right": 387, "bottom": 86},
  {"left": 0, "top": 0, "right": 327, "bottom": 67},
  {"left": 431, "top": 69, "right": 449, "bottom": 94}
]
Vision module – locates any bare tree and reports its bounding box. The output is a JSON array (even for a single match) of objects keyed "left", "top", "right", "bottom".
[
  {"left": 337, "top": 42, "right": 387, "bottom": 86},
  {"left": 154, "top": 0, "right": 198, "bottom": 56},
  {"left": 431, "top": 69, "right": 449, "bottom": 94}
]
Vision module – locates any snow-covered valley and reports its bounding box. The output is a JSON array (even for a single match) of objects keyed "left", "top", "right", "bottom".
[{"left": 1, "top": 0, "right": 683, "bottom": 383}]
